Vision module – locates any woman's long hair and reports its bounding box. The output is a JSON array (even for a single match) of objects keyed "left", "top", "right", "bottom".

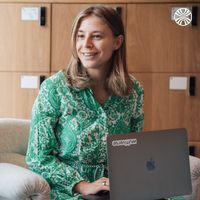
[{"left": 66, "top": 5, "right": 132, "bottom": 96}]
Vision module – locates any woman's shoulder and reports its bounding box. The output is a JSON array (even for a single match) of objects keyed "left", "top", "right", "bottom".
[
  {"left": 129, "top": 74, "right": 144, "bottom": 95},
  {"left": 42, "top": 70, "right": 69, "bottom": 89},
  {"left": 46, "top": 70, "right": 67, "bottom": 83}
]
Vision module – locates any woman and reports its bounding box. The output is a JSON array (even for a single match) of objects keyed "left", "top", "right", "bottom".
[{"left": 26, "top": 5, "right": 144, "bottom": 200}]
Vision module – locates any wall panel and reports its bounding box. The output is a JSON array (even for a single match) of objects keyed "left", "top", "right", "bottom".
[
  {"left": 127, "top": 3, "right": 200, "bottom": 72},
  {"left": 0, "top": 3, "right": 51, "bottom": 72},
  {"left": 0, "top": 72, "right": 49, "bottom": 119},
  {"left": 134, "top": 72, "right": 200, "bottom": 157}
]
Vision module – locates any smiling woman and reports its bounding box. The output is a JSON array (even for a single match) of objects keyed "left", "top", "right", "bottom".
[
  {"left": 76, "top": 16, "right": 122, "bottom": 73},
  {"left": 67, "top": 5, "right": 130, "bottom": 98},
  {"left": 26, "top": 5, "right": 144, "bottom": 200}
]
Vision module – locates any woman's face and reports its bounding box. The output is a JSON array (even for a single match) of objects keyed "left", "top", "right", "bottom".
[{"left": 76, "top": 15, "right": 121, "bottom": 72}]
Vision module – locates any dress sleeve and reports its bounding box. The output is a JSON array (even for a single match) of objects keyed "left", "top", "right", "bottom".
[
  {"left": 26, "top": 78, "right": 84, "bottom": 197},
  {"left": 131, "top": 80, "right": 144, "bottom": 132}
]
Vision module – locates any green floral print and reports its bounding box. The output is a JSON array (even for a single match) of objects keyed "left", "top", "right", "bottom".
[{"left": 26, "top": 70, "right": 144, "bottom": 199}]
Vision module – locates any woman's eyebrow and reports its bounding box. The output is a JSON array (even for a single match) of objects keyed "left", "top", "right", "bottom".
[
  {"left": 77, "top": 30, "right": 84, "bottom": 33},
  {"left": 92, "top": 31, "right": 103, "bottom": 34},
  {"left": 78, "top": 30, "right": 103, "bottom": 34}
]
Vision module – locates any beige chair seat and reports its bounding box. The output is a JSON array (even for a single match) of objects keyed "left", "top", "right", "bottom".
[{"left": 0, "top": 118, "right": 50, "bottom": 200}]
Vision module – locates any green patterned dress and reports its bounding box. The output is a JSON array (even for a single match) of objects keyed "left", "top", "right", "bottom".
[{"left": 26, "top": 70, "right": 144, "bottom": 199}]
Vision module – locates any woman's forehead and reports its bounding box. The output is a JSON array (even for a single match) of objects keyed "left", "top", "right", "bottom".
[{"left": 78, "top": 15, "right": 110, "bottom": 32}]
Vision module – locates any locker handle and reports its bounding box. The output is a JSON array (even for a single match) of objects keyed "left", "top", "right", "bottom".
[
  {"left": 40, "top": 75, "right": 46, "bottom": 86},
  {"left": 191, "top": 6, "right": 198, "bottom": 26},
  {"left": 40, "top": 7, "right": 46, "bottom": 26},
  {"left": 115, "top": 7, "right": 122, "bottom": 17},
  {"left": 189, "top": 76, "right": 196, "bottom": 96}
]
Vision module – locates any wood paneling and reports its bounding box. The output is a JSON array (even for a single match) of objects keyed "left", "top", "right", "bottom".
[
  {"left": 0, "top": 0, "right": 200, "bottom": 3},
  {"left": 127, "top": 4, "right": 200, "bottom": 73},
  {"left": 128, "top": 3, "right": 200, "bottom": 158},
  {"left": 133, "top": 73, "right": 200, "bottom": 142},
  {"left": 0, "top": 2, "right": 200, "bottom": 158},
  {"left": 0, "top": 3, "right": 51, "bottom": 72},
  {"left": 51, "top": 3, "right": 126, "bottom": 72},
  {"left": 51, "top": 4, "right": 91, "bottom": 72},
  {"left": 0, "top": 72, "right": 49, "bottom": 119}
]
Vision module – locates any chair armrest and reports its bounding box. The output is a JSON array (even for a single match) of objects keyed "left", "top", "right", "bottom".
[
  {"left": 0, "top": 163, "right": 50, "bottom": 200},
  {"left": 190, "top": 156, "right": 200, "bottom": 200},
  {"left": 183, "top": 156, "right": 200, "bottom": 200}
]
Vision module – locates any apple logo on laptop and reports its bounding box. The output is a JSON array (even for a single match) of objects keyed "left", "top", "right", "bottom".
[{"left": 146, "top": 158, "right": 156, "bottom": 171}]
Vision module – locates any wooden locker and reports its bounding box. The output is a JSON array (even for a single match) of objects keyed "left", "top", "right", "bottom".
[
  {"left": 0, "top": 72, "right": 49, "bottom": 119},
  {"left": 134, "top": 72, "right": 200, "bottom": 157},
  {"left": 127, "top": 3, "right": 200, "bottom": 73},
  {"left": 0, "top": 3, "right": 51, "bottom": 72}
]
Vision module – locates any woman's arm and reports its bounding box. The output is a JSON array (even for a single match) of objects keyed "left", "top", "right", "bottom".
[
  {"left": 131, "top": 80, "right": 144, "bottom": 132},
  {"left": 26, "top": 78, "right": 84, "bottom": 197}
]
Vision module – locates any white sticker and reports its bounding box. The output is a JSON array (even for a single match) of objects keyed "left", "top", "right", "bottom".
[
  {"left": 21, "top": 7, "right": 39, "bottom": 21},
  {"left": 21, "top": 75, "right": 39, "bottom": 89},
  {"left": 169, "top": 76, "right": 188, "bottom": 90},
  {"left": 112, "top": 139, "right": 137, "bottom": 147}
]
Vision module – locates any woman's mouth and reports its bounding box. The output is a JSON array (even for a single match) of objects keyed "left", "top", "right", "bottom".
[{"left": 82, "top": 52, "right": 98, "bottom": 59}]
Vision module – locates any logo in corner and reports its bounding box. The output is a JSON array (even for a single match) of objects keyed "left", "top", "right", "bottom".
[{"left": 173, "top": 8, "right": 192, "bottom": 26}]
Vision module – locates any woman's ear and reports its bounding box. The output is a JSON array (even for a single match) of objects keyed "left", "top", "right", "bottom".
[{"left": 114, "top": 35, "right": 124, "bottom": 50}]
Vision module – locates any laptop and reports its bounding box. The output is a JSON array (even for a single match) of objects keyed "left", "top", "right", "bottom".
[{"left": 83, "top": 128, "right": 192, "bottom": 200}]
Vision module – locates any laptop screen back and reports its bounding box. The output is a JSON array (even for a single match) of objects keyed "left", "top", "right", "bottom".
[{"left": 107, "top": 128, "right": 192, "bottom": 200}]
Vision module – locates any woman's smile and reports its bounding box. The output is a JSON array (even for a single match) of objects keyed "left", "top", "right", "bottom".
[
  {"left": 76, "top": 15, "right": 119, "bottom": 72},
  {"left": 81, "top": 52, "right": 98, "bottom": 60}
]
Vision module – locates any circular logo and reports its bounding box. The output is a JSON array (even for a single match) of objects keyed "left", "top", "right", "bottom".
[{"left": 174, "top": 8, "right": 192, "bottom": 26}]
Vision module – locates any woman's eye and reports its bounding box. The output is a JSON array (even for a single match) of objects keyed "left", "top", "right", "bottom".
[
  {"left": 93, "top": 35, "right": 102, "bottom": 40},
  {"left": 77, "top": 34, "right": 84, "bottom": 39}
]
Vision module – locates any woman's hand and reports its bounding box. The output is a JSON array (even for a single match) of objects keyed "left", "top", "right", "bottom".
[{"left": 74, "top": 177, "right": 109, "bottom": 196}]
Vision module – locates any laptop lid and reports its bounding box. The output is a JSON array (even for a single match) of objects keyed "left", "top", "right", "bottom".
[{"left": 107, "top": 128, "right": 192, "bottom": 200}]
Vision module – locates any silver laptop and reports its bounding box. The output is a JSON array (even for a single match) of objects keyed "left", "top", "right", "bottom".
[
  {"left": 83, "top": 128, "right": 192, "bottom": 200},
  {"left": 107, "top": 128, "right": 192, "bottom": 200}
]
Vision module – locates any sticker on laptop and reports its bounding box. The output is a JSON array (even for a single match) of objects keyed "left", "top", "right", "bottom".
[{"left": 112, "top": 139, "right": 137, "bottom": 147}]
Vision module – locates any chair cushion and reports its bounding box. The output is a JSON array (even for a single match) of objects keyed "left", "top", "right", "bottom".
[
  {"left": 183, "top": 156, "right": 200, "bottom": 200},
  {"left": 0, "top": 163, "right": 50, "bottom": 200},
  {"left": 0, "top": 152, "right": 27, "bottom": 168},
  {"left": 0, "top": 118, "right": 30, "bottom": 155}
]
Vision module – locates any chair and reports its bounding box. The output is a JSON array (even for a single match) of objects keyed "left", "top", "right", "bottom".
[
  {"left": 0, "top": 118, "right": 200, "bottom": 200},
  {"left": 0, "top": 118, "right": 50, "bottom": 200}
]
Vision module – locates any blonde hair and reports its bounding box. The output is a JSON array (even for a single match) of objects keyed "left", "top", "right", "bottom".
[{"left": 66, "top": 5, "right": 132, "bottom": 96}]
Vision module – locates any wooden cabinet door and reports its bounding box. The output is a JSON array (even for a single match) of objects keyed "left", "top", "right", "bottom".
[
  {"left": 134, "top": 73, "right": 200, "bottom": 157},
  {"left": 0, "top": 3, "right": 51, "bottom": 72},
  {"left": 0, "top": 72, "right": 49, "bottom": 119},
  {"left": 127, "top": 4, "right": 200, "bottom": 73},
  {"left": 128, "top": 3, "right": 200, "bottom": 157},
  {"left": 51, "top": 4, "right": 126, "bottom": 72}
]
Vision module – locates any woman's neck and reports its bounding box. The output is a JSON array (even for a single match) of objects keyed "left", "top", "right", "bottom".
[
  {"left": 87, "top": 69, "right": 107, "bottom": 86},
  {"left": 87, "top": 69, "right": 110, "bottom": 105}
]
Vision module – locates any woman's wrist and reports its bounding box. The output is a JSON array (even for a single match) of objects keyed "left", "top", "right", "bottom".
[{"left": 74, "top": 180, "right": 89, "bottom": 195}]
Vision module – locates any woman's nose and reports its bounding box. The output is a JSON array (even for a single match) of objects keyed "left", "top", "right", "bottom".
[{"left": 83, "top": 37, "right": 93, "bottom": 48}]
